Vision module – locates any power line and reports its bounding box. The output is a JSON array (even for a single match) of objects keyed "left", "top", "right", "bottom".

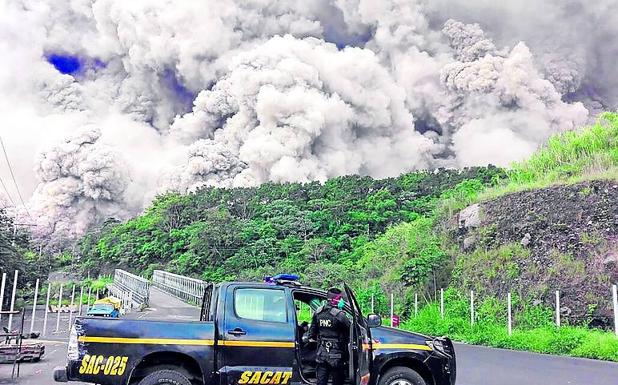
[
  {"left": 0, "top": 136, "right": 32, "bottom": 219},
  {"left": 0, "top": 174, "right": 15, "bottom": 207}
]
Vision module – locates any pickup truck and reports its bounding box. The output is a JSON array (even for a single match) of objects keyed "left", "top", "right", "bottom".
[{"left": 54, "top": 278, "right": 456, "bottom": 385}]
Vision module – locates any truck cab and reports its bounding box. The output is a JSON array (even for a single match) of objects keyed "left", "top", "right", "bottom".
[{"left": 54, "top": 278, "right": 456, "bottom": 385}]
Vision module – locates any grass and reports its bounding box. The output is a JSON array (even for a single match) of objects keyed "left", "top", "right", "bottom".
[
  {"left": 479, "top": 112, "right": 618, "bottom": 201},
  {"left": 401, "top": 290, "right": 618, "bottom": 362}
]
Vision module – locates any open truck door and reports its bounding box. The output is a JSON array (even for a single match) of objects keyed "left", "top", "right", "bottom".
[
  {"left": 200, "top": 283, "right": 214, "bottom": 321},
  {"left": 344, "top": 283, "right": 371, "bottom": 385}
]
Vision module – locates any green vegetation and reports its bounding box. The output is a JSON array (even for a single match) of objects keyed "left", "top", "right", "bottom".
[
  {"left": 0, "top": 209, "right": 45, "bottom": 284},
  {"left": 482, "top": 111, "right": 618, "bottom": 199},
  {"left": 404, "top": 288, "right": 618, "bottom": 361},
  {"left": 77, "top": 167, "right": 503, "bottom": 293},
  {"left": 83, "top": 276, "right": 113, "bottom": 291}
]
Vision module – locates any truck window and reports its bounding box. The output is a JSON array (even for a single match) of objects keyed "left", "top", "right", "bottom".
[{"left": 234, "top": 288, "right": 287, "bottom": 323}]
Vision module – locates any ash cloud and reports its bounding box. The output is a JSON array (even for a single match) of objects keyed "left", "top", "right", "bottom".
[
  {"left": 26, "top": 128, "right": 129, "bottom": 247},
  {"left": 0, "top": 0, "right": 614, "bottom": 242},
  {"left": 170, "top": 35, "right": 436, "bottom": 190}
]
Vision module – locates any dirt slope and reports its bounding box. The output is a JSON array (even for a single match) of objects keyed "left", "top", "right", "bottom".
[{"left": 456, "top": 180, "right": 618, "bottom": 326}]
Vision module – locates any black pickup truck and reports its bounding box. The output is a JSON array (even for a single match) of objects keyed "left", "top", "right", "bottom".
[{"left": 54, "top": 279, "right": 456, "bottom": 385}]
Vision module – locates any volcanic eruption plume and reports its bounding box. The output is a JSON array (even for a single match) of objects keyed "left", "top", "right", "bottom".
[{"left": 0, "top": 0, "right": 615, "bottom": 242}]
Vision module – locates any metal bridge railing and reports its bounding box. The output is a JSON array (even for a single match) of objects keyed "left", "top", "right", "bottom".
[
  {"left": 152, "top": 270, "right": 208, "bottom": 306},
  {"left": 111, "top": 269, "right": 150, "bottom": 307}
]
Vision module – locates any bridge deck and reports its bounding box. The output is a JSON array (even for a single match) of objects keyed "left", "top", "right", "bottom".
[{"left": 129, "top": 286, "right": 200, "bottom": 321}]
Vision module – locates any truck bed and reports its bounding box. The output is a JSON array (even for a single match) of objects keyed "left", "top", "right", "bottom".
[{"left": 68, "top": 317, "right": 215, "bottom": 385}]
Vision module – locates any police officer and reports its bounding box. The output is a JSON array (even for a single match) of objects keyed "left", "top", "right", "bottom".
[{"left": 304, "top": 288, "right": 350, "bottom": 385}]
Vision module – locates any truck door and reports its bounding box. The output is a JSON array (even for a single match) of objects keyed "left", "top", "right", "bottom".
[
  {"left": 220, "top": 285, "right": 297, "bottom": 385},
  {"left": 344, "top": 283, "right": 371, "bottom": 385}
]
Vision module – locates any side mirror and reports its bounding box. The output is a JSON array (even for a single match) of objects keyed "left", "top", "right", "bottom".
[{"left": 366, "top": 313, "right": 382, "bottom": 328}]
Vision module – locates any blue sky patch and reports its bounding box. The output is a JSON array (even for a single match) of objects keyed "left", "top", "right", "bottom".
[{"left": 47, "top": 54, "right": 82, "bottom": 75}]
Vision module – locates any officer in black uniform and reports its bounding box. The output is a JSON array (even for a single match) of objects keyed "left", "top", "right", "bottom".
[{"left": 304, "top": 288, "right": 351, "bottom": 385}]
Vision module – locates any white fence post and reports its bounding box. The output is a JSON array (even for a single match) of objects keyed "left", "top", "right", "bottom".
[
  {"left": 78, "top": 286, "right": 84, "bottom": 316},
  {"left": 414, "top": 293, "right": 418, "bottom": 317},
  {"left": 507, "top": 292, "right": 512, "bottom": 336},
  {"left": 555, "top": 290, "right": 560, "bottom": 327},
  {"left": 87, "top": 286, "right": 92, "bottom": 306},
  {"left": 29, "top": 278, "right": 40, "bottom": 334},
  {"left": 55, "top": 284, "right": 64, "bottom": 333},
  {"left": 43, "top": 283, "right": 51, "bottom": 336},
  {"left": 68, "top": 284, "right": 76, "bottom": 328},
  {"left": 8, "top": 270, "right": 18, "bottom": 330},
  {"left": 390, "top": 293, "right": 394, "bottom": 327},
  {"left": 0, "top": 272, "right": 6, "bottom": 325},
  {"left": 470, "top": 290, "right": 475, "bottom": 325},
  {"left": 506, "top": 291, "right": 513, "bottom": 335},
  {"left": 440, "top": 288, "right": 444, "bottom": 319},
  {"left": 612, "top": 285, "right": 618, "bottom": 337}
]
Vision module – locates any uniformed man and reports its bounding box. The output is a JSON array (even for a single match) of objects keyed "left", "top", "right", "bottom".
[{"left": 304, "top": 288, "right": 351, "bottom": 385}]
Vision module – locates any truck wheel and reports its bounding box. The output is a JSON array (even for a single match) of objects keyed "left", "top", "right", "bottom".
[
  {"left": 137, "top": 369, "right": 192, "bottom": 385},
  {"left": 379, "top": 366, "right": 426, "bottom": 385}
]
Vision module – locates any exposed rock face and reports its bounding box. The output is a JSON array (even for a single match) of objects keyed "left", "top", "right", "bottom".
[
  {"left": 459, "top": 203, "right": 481, "bottom": 229},
  {"left": 520, "top": 233, "right": 531, "bottom": 247},
  {"left": 457, "top": 180, "right": 618, "bottom": 326}
]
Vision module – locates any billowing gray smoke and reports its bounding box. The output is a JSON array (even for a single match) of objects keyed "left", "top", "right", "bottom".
[
  {"left": 26, "top": 128, "right": 129, "bottom": 246},
  {"left": 0, "top": 0, "right": 614, "bottom": 242},
  {"left": 169, "top": 35, "right": 436, "bottom": 189}
]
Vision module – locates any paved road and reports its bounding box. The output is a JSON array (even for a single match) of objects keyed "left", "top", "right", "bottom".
[
  {"left": 3, "top": 287, "right": 617, "bottom": 385},
  {"left": 454, "top": 342, "right": 618, "bottom": 385}
]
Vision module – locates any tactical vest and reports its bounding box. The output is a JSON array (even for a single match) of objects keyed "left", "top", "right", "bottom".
[{"left": 314, "top": 306, "right": 349, "bottom": 366}]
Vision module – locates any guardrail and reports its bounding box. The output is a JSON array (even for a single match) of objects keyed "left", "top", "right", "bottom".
[
  {"left": 152, "top": 270, "right": 208, "bottom": 306},
  {"left": 110, "top": 269, "right": 150, "bottom": 307}
]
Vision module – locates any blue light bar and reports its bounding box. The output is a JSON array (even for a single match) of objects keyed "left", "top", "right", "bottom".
[
  {"left": 273, "top": 273, "right": 300, "bottom": 281},
  {"left": 264, "top": 274, "right": 300, "bottom": 284}
]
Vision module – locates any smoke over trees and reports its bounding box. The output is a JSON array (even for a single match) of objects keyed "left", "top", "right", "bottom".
[{"left": 0, "top": 0, "right": 615, "bottom": 243}]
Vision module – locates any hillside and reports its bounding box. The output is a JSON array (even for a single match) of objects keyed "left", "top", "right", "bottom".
[
  {"left": 77, "top": 167, "right": 503, "bottom": 284},
  {"left": 455, "top": 180, "right": 617, "bottom": 325}
]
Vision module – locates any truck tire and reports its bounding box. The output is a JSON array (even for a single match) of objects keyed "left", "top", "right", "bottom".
[
  {"left": 137, "top": 369, "right": 192, "bottom": 385},
  {"left": 379, "top": 366, "right": 426, "bottom": 385}
]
